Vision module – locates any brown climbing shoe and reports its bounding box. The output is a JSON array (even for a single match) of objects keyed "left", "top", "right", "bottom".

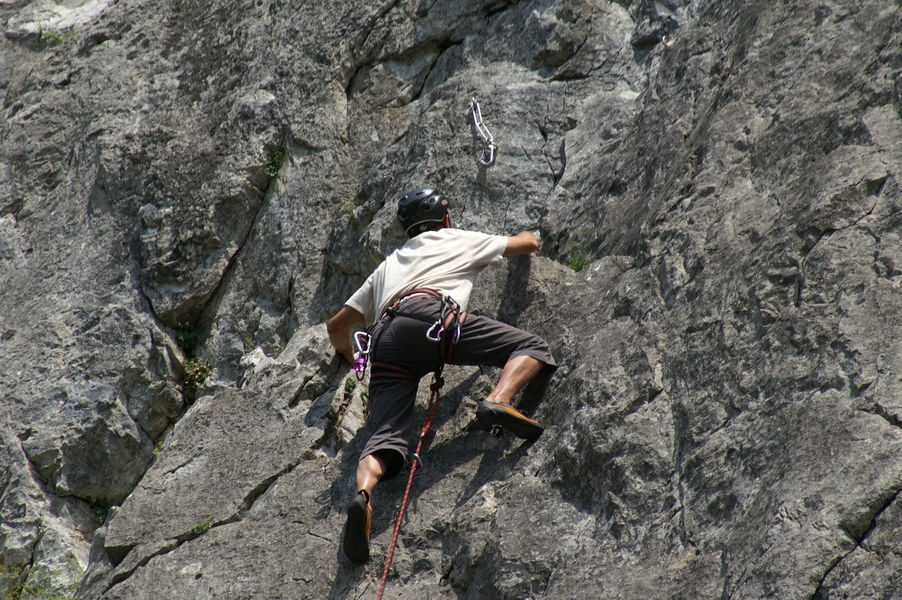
[
  {"left": 475, "top": 400, "right": 544, "bottom": 440},
  {"left": 343, "top": 491, "right": 372, "bottom": 563}
]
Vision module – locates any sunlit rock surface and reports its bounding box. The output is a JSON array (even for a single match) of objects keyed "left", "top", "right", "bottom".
[{"left": 1, "top": 1, "right": 899, "bottom": 598}]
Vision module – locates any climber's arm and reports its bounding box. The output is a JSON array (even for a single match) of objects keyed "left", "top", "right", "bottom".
[
  {"left": 326, "top": 306, "right": 365, "bottom": 364},
  {"left": 503, "top": 230, "right": 541, "bottom": 257}
]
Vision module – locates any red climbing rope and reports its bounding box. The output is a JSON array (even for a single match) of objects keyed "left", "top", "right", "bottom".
[{"left": 376, "top": 370, "right": 445, "bottom": 600}]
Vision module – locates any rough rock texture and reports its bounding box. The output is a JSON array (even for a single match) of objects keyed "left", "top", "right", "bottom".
[{"left": 1, "top": 0, "right": 900, "bottom": 599}]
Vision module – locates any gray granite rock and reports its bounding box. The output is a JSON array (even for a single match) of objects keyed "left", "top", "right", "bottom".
[{"left": 1, "top": 0, "right": 900, "bottom": 598}]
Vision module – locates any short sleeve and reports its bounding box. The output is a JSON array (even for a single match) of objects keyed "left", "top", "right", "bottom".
[
  {"left": 460, "top": 230, "right": 508, "bottom": 266},
  {"left": 345, "top": 273, "right": 376, "bottom": 325}
]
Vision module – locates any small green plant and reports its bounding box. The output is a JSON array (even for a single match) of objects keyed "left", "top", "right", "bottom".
[
  {"left": 567, "top": 244, "right": 595, "bottom": 272},
  {"left": 344, "top": 377, "right": 357, "bottom": 395},
  {"left": 152, "top": 439, "right": 164, "bottom": 458},
  {"left": 183, "top": 357, "right": 213, "bottom": 387},
  {"left": 191, "top": 521, "right": 212, "bottom": 535},
  {"left": 87, "top": 497, "right": 113, "bottom": 523},
  {"left": 264, "top": 148, "right": 284, "bottom": 177},
  {"left": 568, "top": 255, "right": 590, "bottom": 272},
  {"left": 39, "top": 27, "right": 65, "bottom": 47}
]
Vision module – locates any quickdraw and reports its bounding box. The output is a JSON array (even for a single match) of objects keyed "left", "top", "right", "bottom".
[
  {"left": 470, "top": 97, "right": 497, "bottom": 167},
  {"left": 425, "top": 295, "right": 462, "bottom": 345}
]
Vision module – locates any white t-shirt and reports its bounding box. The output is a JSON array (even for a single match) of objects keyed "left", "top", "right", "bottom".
[{"left": 346, "top": 228, "right": 508, "bottom": 324}]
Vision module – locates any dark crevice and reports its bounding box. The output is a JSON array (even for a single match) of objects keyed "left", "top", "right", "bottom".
[
  {"left": 19, "top": 439, "right": 52, "bottom": 489},
  {"left": 305, "top": 529, "right": 333, "bottom": 544},
  {"left": 811, "top": 488, "right": 902, "bottom": 599},
  {"left": 406, "top": 39, "right": 461, "bottom": 104},
  {"left": 857, "top": 401, "right": 902, "bottom": 429},
  {"left": 550, "top": 24, "right": 594, "bottom": 81},
  {"left": 161, "top": 456, "right": 195, "bottom": 477},
  {"left": 801, "top": 190, "right": 879, "bottom": 257},
  {"left": 346, "top": 37, "right": 461, "bottom": 105},
  {"left": 311, "top": 381, "right": 357, "bottom": 455},
  {"left": 342, "top": 0, "right": 403, "bottom": 94},
  {"left": 103, "top": 459, "right": 305, "bottom": 594},
  {"left": 719, "top": 550, "right": 731, "bottom": 600},
  {"left": 536, "top": 118, "right": 548, "bottom": 142},
  {"left": 484, "top": 0, "right": 519, "bottom": 19},
  {"left": 288, "top": 374, "right": 316, "bottom": 408},
  {"left": 542, "top": 139, "right": 566, "bottom": 190},
  {"left": 194, "top": 149, "right": 276, "bottom": 331}
]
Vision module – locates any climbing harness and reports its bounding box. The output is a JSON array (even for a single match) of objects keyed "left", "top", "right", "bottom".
[
  {"left": 470, "top": 97, "right": 497, "bottom": 167},
  {"left": 352, "top": 331, "right": 371, "bottom": 381},
  {"left": 376, "top": 293, "right": 461, "bottom": 600}
]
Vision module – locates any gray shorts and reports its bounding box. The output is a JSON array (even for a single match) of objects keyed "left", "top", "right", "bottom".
[{"left": 359, "top": 295, "right": 556, "bottom": 480}]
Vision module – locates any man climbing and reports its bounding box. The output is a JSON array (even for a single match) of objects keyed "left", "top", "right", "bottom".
[{"left": 326, "top": 187, "right": 556, "bottom": 563}]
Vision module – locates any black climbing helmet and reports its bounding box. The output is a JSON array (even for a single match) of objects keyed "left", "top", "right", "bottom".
[{"left": 397, "top": 187, "right": 450, "bottom": 237}]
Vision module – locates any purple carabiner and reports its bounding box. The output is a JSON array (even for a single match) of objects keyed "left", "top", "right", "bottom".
[
  {"left": 353, "top": 331, "right": 371, "bottom": 380},
  {"left": 353, "top": 356, "right": 367, "bottom": 380}
]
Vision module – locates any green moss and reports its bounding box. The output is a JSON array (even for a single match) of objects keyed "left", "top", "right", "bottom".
[
  {"left": 264, "top": 148, "right": 284, "bottom": 177},
  {"left": 243, "top": 335, "right": 256, "bottom": 351},
  {"left": 191, "top": 521, "right": 212, "bottom": 535},
  {"left": 1, "top": 560, "right": 80, "bottom": 600},
  {"left": 39, "top": 27, "right": 65, "bottom": 47}
]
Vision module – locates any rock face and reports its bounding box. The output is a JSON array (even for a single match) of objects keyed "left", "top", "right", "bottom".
[{"left": 1, "top": 0, "right": 900, "bottom": 599}]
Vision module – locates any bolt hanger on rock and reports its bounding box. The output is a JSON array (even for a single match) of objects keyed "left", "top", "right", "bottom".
[{"left": 470, "top": 97, "right": 497, "bottom": 167}]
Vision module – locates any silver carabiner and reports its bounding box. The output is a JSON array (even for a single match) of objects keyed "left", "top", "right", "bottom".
[
  {"left": 479, "top": 143, "right": 496, "bottom": 167},
  {"left": 354, "top": 331, "right": 371, "bottom": 355},
  {"left": 425, "top": 320, "right": 444, "bottom": 342}
]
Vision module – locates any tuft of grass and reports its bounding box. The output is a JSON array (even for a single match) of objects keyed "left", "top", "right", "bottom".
[
  {"left": 567, "top": 244, "right": 595, "bottom": 272},
  {"left": 568, "top": 255, "right": 590, "bottom": 272},
  {"left": 264, "top": 148, "right": 284, "bottom": 177},
  {"left": 344, "top": 377, "right": 357, "bottom": 395}
]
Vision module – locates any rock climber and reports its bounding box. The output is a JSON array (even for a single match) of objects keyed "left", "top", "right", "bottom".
[{"left": 326, "top": 187, "right": 557, "bottom": 563}]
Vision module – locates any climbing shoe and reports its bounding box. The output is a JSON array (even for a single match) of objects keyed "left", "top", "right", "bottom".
[
  {"left": 343, "top": 491, "right": 372, "bottom": 563},
  {"left": 475, "top": 400, "right": 544, "bottom": 440}
]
